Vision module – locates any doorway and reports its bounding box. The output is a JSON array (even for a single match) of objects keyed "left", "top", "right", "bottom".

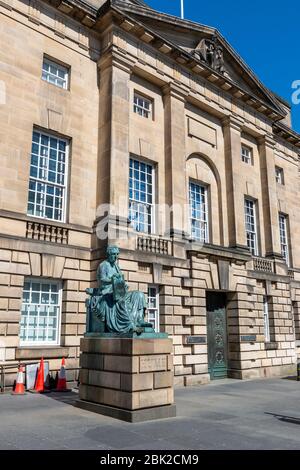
[{"left": 206, "top": 292, "right": 228, "bottom": 380}]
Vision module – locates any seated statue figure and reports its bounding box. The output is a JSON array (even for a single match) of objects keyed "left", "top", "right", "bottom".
[{"left": 86, "top": 245, "right": 152, "bottom": 335}]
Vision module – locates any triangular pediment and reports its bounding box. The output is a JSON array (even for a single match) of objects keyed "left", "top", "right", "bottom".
[
  {"left": 112, "top": 1, "right": 286, "bottom": 117},
  {"left": 84, "top": 0, "right": 147, "bottom": 9}
]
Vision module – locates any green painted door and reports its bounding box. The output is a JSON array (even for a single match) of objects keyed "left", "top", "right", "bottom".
[{"left": 207, "top": 293, "right": 228, "bottom": 380}]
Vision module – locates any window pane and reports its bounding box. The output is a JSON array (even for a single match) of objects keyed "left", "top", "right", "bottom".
[
  {"left": 279, "top": 214, "right": 289, "bottom": 265},
  {"left": 27, "top": 130, "right": 67, "bottom": 221},
  {"left": 189, "top": 182, "right": 209, "bottom": 243},
  {"left": 133, "top": 94, "right": 152, "bottom": 119},
  {"left": 245, "top": 199, "right": 258, "bottom": 256},
  {"left": 128, "top": 158, "right": 153, "bottom": 234},
  {"left": 20, "top": 279, "right": 61, "bottom": 345},
  {"left": 42, "top": 58, "right": 69, "bottom": 90},
  {"left": 147, "top": 286, "right": 159, "bottom": 332}
]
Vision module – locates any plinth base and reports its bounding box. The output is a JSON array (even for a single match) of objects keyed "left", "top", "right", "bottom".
[{"left": 75, "top": 399, "right": 176, "bottom": 423}]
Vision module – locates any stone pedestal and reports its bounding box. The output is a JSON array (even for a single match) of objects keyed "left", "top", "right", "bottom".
[{"left": 76, "top": 336, "right": 176, "bottom": 423}]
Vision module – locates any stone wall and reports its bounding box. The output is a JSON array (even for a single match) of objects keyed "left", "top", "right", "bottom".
[{"left": 0, "top": 241, "right": 91, "bottom": 386}]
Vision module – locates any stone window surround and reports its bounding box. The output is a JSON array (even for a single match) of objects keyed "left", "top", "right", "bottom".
[{"left": 15, "top": 347, "right": 70, "bottom": 360}]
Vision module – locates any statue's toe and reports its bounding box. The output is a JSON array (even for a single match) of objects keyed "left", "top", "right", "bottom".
[{"left": 134, "top": 327, "right": 144, "bottom": 335}]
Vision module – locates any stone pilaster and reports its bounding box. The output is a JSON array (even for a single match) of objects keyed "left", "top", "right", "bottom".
[
  {"left": 258, "top": 135, "right": 282, "bottom": 258},
  {"left": 97, "top": 51, "right": 135, "bottom": 241},
  {"left": 163, "top": 83, "right": 189, "bottom": 239},
  {"left": 223, "top": 116, "right": 248, "bottom": 250}
]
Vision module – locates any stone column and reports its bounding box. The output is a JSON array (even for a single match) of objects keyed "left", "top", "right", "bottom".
[
  {"left": 97, "top": 52, "right": 134, "bottom": 241},
  {"left": 258, "top": 135, "right": 282, "bottom": 258},
  {"left": 163, "top": 83, "right": 189, "bottom": 239},
  {"left": 223, "top": 116, "right": 248, "bottom": 250}
]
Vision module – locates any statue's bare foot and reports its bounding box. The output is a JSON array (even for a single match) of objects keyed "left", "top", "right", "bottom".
[{"left": 134, "top": 327, "right": 144, "bottom": 335}]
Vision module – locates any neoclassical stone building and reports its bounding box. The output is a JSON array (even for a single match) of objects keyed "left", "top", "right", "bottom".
[{"left": 1, "top": 0, "right": 300, "bottom": 387}]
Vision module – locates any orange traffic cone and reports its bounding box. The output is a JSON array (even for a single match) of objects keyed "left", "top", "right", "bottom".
[
  {"left": 31, "top": 357, "right": 50, "bottom": 394},
  {"left": 35, "top": 357, "right": 45, "bottom": 392},
  {"left": 11, "top": 364, "right": 26, "bottom": 395},
  {"left": 55, "top": 357, "right": 70, "bottom": 392}
]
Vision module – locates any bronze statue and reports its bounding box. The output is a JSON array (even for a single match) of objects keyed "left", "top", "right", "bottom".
[{"left": 86, "top": 246, "right": 153, "bottom": 335}]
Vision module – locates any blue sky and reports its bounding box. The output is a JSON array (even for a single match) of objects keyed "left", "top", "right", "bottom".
[{"left": 146, "top": 0, "right": 300, "bottom": 132}]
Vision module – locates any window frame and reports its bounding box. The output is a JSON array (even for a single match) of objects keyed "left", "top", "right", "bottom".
[
  {"left": 27, "top": 129, "right": 69, "bottom": 223},
  {"left": 42, "top": 56, "right": 70, "bottom": 90},
  {"left": 189, "top": 180, "right": 210, "bottom": 244},
  {"left": 241, "top": 145, "right": 253, "bottom": 165},
  {"left": 244, "top": 197, "right": 259, "bottom": 256},
  {"left": 279, "top": 213, "right": 290, "bottom": 266},
  {"left": 133, "top": 92, "right": 153, "bottom": 119},
  {"left": 19, "top": 278, "right": 62, "bottom": 347},
  {"left": 147, "top": 285, "right": 160, "bottom": 333},
  {"left": 128, "top": 157, "right": 155, "bottom": 234}
]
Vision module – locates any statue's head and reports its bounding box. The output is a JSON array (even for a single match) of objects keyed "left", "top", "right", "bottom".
[{"left": 106, "top": 245, "right": 119, "bottom": 265}]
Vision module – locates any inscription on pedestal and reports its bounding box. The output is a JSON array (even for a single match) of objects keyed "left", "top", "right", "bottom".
[{"left": 140, "top": 355, "right": 167, "bottom": 372}]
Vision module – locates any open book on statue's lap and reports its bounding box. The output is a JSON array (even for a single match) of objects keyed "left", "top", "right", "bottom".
[{"left": 112, "top": 276, "right": 127, "bottom": 302}]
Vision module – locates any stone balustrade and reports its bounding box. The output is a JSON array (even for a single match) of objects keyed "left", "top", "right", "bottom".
[
  {"left": 253, "top": 257, "right": 275, "bottom": 273},
  {"left": 26, "top": 221, "right": 68, "bottom": 244},
  {"left": 288, "top": 269, "right": 295, "bottom": 279},
  {"left": 137, "top": 235, "right": 172, "bottom": 256}
]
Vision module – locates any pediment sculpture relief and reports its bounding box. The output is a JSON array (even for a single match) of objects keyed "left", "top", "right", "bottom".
[{"left": 194, "top": 36, "right": 226, "bottom": 75}]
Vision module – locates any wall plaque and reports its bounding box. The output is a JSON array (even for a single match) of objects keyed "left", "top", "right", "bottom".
[
  {"left": 187, "top": 116, "right": 217, "bottom": 147},
  {"left": 241, "top": 335, "right": 257, "bottom": 342},
  {"left": 185, "top": 336, "right": 207, "bottom": 345}
]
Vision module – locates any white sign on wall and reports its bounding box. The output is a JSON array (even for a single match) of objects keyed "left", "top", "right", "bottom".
[{"left": 0, "top": 340, "right": 5, "bottom": 362}]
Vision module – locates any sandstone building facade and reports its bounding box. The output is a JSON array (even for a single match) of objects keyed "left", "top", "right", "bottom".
[{"left": 1, "top": 0, "right": 300, "bottom": 387}]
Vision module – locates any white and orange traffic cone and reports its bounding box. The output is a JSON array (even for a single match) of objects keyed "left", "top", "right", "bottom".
[
  {"left": 11, "top": 364, "right": 26, "bottom": 395},
  {"left": 55, "top": 357, "right": 70, "bottom": 392}
]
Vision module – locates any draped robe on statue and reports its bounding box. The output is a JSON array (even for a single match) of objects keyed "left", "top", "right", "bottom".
[{"left": 96, "top": 260, "right": 147, "bottom": 334}]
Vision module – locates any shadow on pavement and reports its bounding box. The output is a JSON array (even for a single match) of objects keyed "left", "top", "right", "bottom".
[
  {"left": 265, "top": 412, "right": 300, "bottom": 425},
  {"left": 41, "top": 389, "right": 79, "bottom": 406}
]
